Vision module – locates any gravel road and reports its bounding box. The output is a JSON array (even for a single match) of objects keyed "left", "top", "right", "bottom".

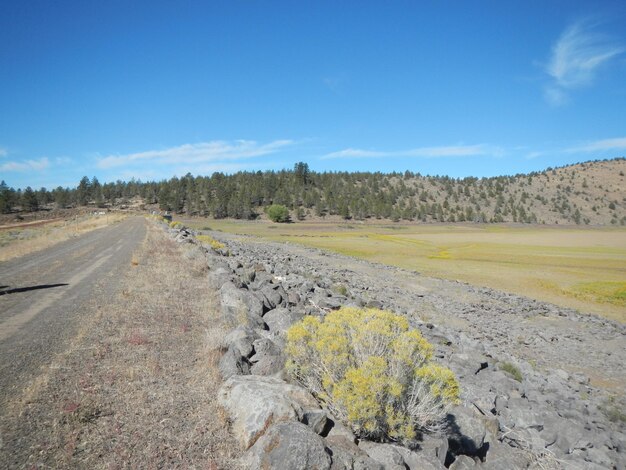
[{"left": 0, "top": 216, "right": 146, "bottom": 413}]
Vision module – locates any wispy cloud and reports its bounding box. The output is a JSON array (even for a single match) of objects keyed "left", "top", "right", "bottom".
[
  {"left": 322, "top": 144, "right": 503, "bottom": 160},
  {"left": 524, "top": 151, "right": 544, "bottom": 160},
  {"left": 566, "top": 137, "right": 626, "bottom": 153},
  {"left": 97, "top": 140, "right": 294, "bottom": 169},
  {"left": 0, "top": 148, "right": 7, "bottom": 158},
  {"left": 545, "top": 19, "right": 624, "bottom": 105},
  {"left": 0, "top": 157, "right": 49, "bottom": 172}
]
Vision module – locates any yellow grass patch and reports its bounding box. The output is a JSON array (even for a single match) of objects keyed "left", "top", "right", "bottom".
[{"left": 185, "top": 218, "right": 626, "bottom": 322}]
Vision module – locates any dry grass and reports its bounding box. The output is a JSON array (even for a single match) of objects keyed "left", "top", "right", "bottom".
[
  {"left": 0, "top": 213, "right": 128, "bottom": 262},
  {"left": 1, "top": 223, "right": 241, "bottom": 468},
  {"left": 186, "top": 218, "right": 626, "bottom": 322}
]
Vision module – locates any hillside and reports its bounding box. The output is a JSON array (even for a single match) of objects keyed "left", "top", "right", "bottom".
[{"left": 1, "top": 158, "right": 625, "bottom": 226}]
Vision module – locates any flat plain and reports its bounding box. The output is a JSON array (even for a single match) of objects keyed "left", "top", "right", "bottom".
[{"left": 185, "top": 218, "right": 626, "bottom": 323}]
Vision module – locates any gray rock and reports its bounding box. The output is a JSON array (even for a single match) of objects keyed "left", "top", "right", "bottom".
[
  {"left": 207, "top": 265, "right": 234, "bottom": 289},
  {"left": 449, "top": 455, "right": 476, "bottom": 469},
  {"left": 218, "top": 375, "right": 320, "bottom": 449},
  {"left": 302, "top": 409, "right": 330, "bottom": 435},
  {"left": 326, "top": 420, "right": 357, "bottom": 443},
  {"left": 357, "top": 441, "right": 445, "bottom": 470},
  {"left": 325, "top": 435, "right": 384, "bottom": 470},
  {"left": 394, "top": 445, "right": 445, "bottom": 470},
  {"left": 497, "top": 403, "right": 546, "bottom": 434},
  {"left": 250, "top": 354, "right": 285, "bottom": 376},
  {"left": 263, "top": 307, "right": 305, "bottom": 335},
  {"left": 219, "top": 281, "right": 265, "bottom": 328},
  {"left": 585, "top": 446, "right": 614, "bottom": 468},
  {"left": 218, "top": 346, "right": 250, "bottom": 379},
  {"left": 447, "top": 406, "right": 487, "bottom": 455},
  {"left": 224, "top": 325, "right": 258, "bottom": 358},
  {"left": 483, "top": 440, "right": 531, "bottom": 469},
  {"left": 243, "top": 422, "right": 331, "bottom": 470},
  {"left": 287, "top": 290, "right": 302, "bottom": 306},
  {"left": 553, "top": 420, "right": 587, "bottom": 453},
  {"left": 249, "top": 338, "right": 282, "bottom": 362},
  {"left": 418, "top": 433, "right": 449, "bottom": 466},
  {"left": 255, "top": 284, "right": 287, "bottom": 311},
  {"left": 357, "top": 441, "right": 405, "bottom": 470}
]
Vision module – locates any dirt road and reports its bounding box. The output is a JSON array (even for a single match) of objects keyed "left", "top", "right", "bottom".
[{"left": 0, "top": 217, "right": 146, "bottom": 411}]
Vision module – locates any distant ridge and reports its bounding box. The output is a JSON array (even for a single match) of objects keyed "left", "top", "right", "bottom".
[{"left": 1, "top": 158, "right": 625, "bottom": 226}]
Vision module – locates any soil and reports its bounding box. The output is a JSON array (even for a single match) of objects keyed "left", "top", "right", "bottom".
[{"left": 0, "top": 218, "right": 240, "bottom": 468}]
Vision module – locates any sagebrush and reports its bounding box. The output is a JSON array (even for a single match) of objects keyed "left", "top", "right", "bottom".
[{"left": 286, "top": 307, "right": 460, "bottom": 442}]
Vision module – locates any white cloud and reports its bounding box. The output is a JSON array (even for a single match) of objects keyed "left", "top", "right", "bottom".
[
  {"left": 545, "top": 19, "right": 624, "bottom": 105},
  {"left": 0, "top": 157, "right": 49, "bottom": 172},
  {"left": 55, "top": 156, "right": 73, "bottom": 165},
  {"left": 567, "top": 137, "right": 626, "bottom": 153},
  {"left": 323, "top": 148, "right": 386, "bottom": 159},
  {"left": 322, "top": 144, "right": 503, "bottom": 160},
  {"left": 97, "top": 140, "right": 295, "bottom": 169},
  {"left": 524, "top": 151, "right": 544, "bottom": 160},
  {"left": 0, "top": 148, "right": 7, "bottom": 157}
]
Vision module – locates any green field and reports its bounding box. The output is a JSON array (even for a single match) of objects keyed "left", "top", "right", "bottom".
[{"left": 184, "top": 218, "right": 626, "bottom": 323}]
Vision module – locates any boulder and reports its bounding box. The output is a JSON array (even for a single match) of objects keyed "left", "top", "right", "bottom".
[
  {"left": 357, "top": 441, "right": 404, "bottom": 470},
  {"left": 219, "top": 281, "right": 266, "bottom": 329},
  {"left": 302, "top": 409, "right": 331, "bottom": 436},
  {"left": 418, "top": 433, "right": 449, "bottom": 466},
  {"left": 326, "top": 419, "right": 357, "bottom": 443},
  {"left": 483, "top": 440, "right": 530, "bottom": 469},
  {"left": 325, "top": 435, "right": 383, "bottom": 470},
  {"left": 250, "top": 354, "right": 285, "bottom": 377},
  {"left": 449, "top": 455, "right": 476, "bottom": 469},
  {"left": 358, "top": 441, "right": 444, "bottom": 470},
  {"left": 243, "top": 422, "right": 331, "bottom": 470},
  {"left": 250, "top": 338, "right": 282, "bottom": 362},
  {"left": 218, "top": 346, "right": 250, "bottom": 379},
  {"left": 218, "top": 375, "right": 320, "bottom": 449},
  {"left": 447, "top": 406, "right": 487, "bottom": 456},
  {"left": 223, "top": 325, "right": 258, "bottom": 358},
  {"left": 263, "top": 307, "right": 305, "bottom": 336},
  {"left": 207, "top": 264, "right": 234, "bottom": 289},
  {"left": 255, "top": 284, "right": 288, "bottom": 311}
]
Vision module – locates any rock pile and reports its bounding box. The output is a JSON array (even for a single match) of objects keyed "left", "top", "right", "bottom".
[{"left": 166, "top": 224, "right": 625, "bottom": 469}]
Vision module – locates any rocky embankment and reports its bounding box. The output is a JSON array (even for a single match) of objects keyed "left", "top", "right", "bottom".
[{"left": 168, "top": 224, "right": 625, "bottom": 469}]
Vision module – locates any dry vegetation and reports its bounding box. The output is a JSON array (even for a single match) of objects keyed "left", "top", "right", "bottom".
[
  {"left": 189, "top": 219, "right": 626, "bottom": 322},
  {"left": 0, "top": 212, "right": 128, "bottom": 262},
  {"left": 0, "top": 222, "right": 241, "bottom": 468}
]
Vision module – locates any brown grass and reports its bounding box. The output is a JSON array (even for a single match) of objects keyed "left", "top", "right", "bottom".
[
  {"left": 0, "top": 223, "right": 242, "bottom": 468},
  {"left": 0, "top": 213, "right": 128, "bottom": 262}
]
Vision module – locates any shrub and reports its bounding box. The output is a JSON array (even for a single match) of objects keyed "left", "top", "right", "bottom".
[
  {"left": 266, "top": 204, "right": 290, "bottom": 223},
  {"left": 499, "top": 361, "right": 523, "bottom": 382},
  {"left": 196, "top": 234, "right": 226, "bottom": 252},
  {"left": 286, "top": 307, "right": 460, "bottom": 442},
  {"left": 169, "top": 221, "right": 184, "bottom": 229}
]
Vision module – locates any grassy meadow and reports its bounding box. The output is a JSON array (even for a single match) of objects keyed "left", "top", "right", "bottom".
[{"left": 184, "top": 218, "right": 626, "bottom": 323}]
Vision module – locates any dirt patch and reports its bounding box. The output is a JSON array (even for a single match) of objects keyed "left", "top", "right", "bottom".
[{"left": 0, "top": 223, "right": 241, "bottom": 468}]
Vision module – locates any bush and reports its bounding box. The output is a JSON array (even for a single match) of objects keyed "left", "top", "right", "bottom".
[
  {"left": 286, "top": 307, "right": 460, "bottom": 442},
  {"left": 266, "top": 204, "right": 290, "bottom": 223},
  {"left": 196, "top": 234, "right": 226, "bottom": 252},
  {"left": 499, "top": 361, "right": 522, "bottom": 382}
]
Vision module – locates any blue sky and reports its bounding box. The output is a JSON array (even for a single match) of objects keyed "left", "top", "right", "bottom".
[{"left": 1, "top": 1, "right": 625, "bottom": 189}]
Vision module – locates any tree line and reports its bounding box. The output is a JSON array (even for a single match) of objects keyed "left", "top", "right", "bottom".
[{"left": 1, "top": 159, "right": 623, "bottom": 225}]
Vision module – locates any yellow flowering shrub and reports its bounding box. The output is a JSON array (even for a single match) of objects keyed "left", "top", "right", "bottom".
[
  {"left": 286, "top": 307, "right": 460, "bottom": 442},
  {"left": 169, "top": 221, "right": 184, "bottom": 229},
  {"left": 196, "top": 234, "right": 226, "bottom": 251}
]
